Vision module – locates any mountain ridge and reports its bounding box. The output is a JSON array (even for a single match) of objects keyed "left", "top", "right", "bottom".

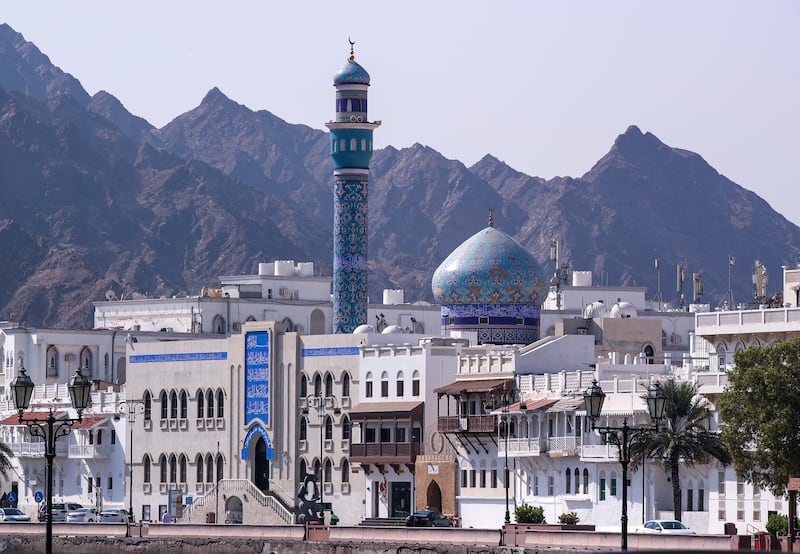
[{"left": 0, "top": 24, "right": 798, "bottom": 328}]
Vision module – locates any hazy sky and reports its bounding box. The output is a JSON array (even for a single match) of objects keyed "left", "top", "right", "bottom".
[{"left": 5, "top": 2, "right": 799, "bottom": 225}]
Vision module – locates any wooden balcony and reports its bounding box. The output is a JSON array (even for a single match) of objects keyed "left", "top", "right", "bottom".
[
  {"left": 437, "top": 415, "right": 496, "bottom": 434},
  {"left": 349, "top": 442, "right": 421, "bottom": 464}
]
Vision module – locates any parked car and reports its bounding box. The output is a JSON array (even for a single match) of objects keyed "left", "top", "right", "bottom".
[
  {"left": 66, "top": 507, "right": 98, "bottom": 523},
  {"left": 636, "top": 520, "right": 696, "bottom": 534},
  {"left": 99, "top": 508, "right": 131, "bottom": 523},
  {"left": 0, "top": 508, "right": 31, "bottom": 522},
  {"left": 38, "top": 502, "right": 84, "bottom": 522},
  {"left": 405, "top": 510, "right": 453, "bottom": 527}
]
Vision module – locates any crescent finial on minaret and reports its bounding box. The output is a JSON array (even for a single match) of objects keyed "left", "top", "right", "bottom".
[
  {"left": 348, "top": 37, "right": 355, "bottom": 61},
  {"left": 488, "top": 207, "right": 494, "bottom": 228}
]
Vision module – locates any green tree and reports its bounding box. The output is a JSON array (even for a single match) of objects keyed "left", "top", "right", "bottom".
[
  {"left": 0, "top": 441, "right": 14, "bottom": 478},
  {"left": 719, "top": 337, "right": 800, "bottom": 496},
  {"left": 632, "top": 378, "right": 731, "bottom": 520}
]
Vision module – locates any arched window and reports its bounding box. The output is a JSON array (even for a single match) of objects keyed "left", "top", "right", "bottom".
[
  {"left": 583, "top": 468, "right": 589, "bottom": 494},
  {"left": 325, "top": 373, "right": 333, "bottom": 397},
  {"left": 160, "top": 391, "right": 168, "bottom": 420},
  {"left": 300, "top": 374, "right": 308, "bottom": 397},
  {"left": 217, "top": 390, "right": 224, "bottom": 418},
  {"left": 644, "top": 344, "right": 655, "bottom": 364},
  {"left": 342, "top": 373, "right": 350, "bottom": 397},
  {"left": 331, "top": 138, "right": 337, "bottom": 152},
  {"left": 180, "top": 391, "right": 188, "bottom": 419},
  {"left": 314, "top": 374, "right": 322, "bottom": 397},
  {"left": 206, "top": 454, "right": 214, "bottom": 483},
  {"left": 350, "top": 138, "right": 357, "bottom": 151},
  {"left": 412, "top": 370, "right": 421, "bottom": 396},
  {"left": 143, "top": 455, "right": 151, "bottom": 483},
  {"left": 324, "top": 459, "right": 332, "bottom": 483},
  {"left": 574, "top": 468, "right": 580, "bottom": 494},
  {"left": 97, "top": 430, "right": 104, "bottom": 445},
  {"left": 365, "top": 372, "right": 373, "bottom": 398},
  {"left": 104, "top": 352, "right": 109, "bottom": 371},
  {"left": 159, "top": 455, "right": 167, "bottom": 484},
  {"left": 46, "top": 346, "right": 59, "bottom": 377},
  {"left": 324, "top": 415, "right": 333, "bottom": 440},
  {"left": 565, "top": 468, "right": 571, "bottom": 493},
  {"left": 216, "top": 454, "right": 223, "bottom": 482},
  {"left": 717, "top": 343, "right": 727, "bottom": 371},
  {"left": 299, "top": 459, "right": 307, "bottom": 480},
  {"left": 341, "top": 459, "right": 350, "bottom": 484},
  {"left": 213, "top": 315, "right": 226, "bottom": 334},
  {"left": 179, "top": 455, "right": 187, "bottom": 483},
  {"left": 340, "top": 138, "right": 346, "bottom": 151},
  {"left": 314, "top": 459, "right": 321, "bottom": 481},
  {"left": 88, "top": 430, "right": 94, "bottom": 445},
  {"left": 206, "top": 390, "right": 214, "bottom": 418},
  {"left": 381, "top": 371, "right": 389, "bottom": 398},
  {"left": 396, "top": 371, "right": 405, "bottom": 397},
  {"left": 196, "top": 390, "right": 204, "bottom": 418},
  {"left": 144, "top": 391, "right": 152, "bottom": 420},
  {"left": 300, "top": 417, "right": 308, "bottom": 441},
  {"left": 342, "top": 416, "right": 351, "bottom": 441},
  {"left": 196, "top": 455, "right": 204, "bottom": 482},
  {"left": 169, "top": 454, "right": 177, "bottom": 483},
  {"left": 80, "top": 347, "right": 92, "bottom": 374},
  {"left": 170, "top": 391, "right": 178, "bottom": 419}
]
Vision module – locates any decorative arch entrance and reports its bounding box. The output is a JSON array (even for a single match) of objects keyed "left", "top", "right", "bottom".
[
  {"left": 426, "top": 480, "right": 443, "bottom": 513},
  {"left": 224, "top": 496, "right": 243, "bottom": 524},
  {"left": 253, "top": 437, "right": 269, "bottom": 492}
]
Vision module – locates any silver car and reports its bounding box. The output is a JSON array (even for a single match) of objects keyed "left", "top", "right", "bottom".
[
  {"left": 66, "top": 507, "right": 98, "bottom": 523},
  {"left": 99, "top": 508, "right": 130, "bottom": 523},
  {"left": 0, "top": 508, "right": 31, "bottom": 522}
]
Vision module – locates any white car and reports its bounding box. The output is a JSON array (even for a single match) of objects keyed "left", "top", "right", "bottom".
[
  {"left": 99, "top": 508, "right": 130, "bottom": 523},
  {"left": 636, "top": 519, "right": 696, "bottom": 534},
  {"left": 0, "top": 508, "right": 31, "bottom": 522},
  {"left": 66, "top": 507, "right": 98, "bottom": 522}
]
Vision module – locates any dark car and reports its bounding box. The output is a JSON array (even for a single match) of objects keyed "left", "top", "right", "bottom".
[
  {"left": 405, "top": 510, "right": 453, "bottom": 527},
  {"left": 38, "top": 502, "right": 84, "bottom": 522}
]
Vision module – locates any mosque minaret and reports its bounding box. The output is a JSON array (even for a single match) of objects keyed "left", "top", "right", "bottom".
[{"left": 326, "top": 40, "right": 381, "bottom": 333}]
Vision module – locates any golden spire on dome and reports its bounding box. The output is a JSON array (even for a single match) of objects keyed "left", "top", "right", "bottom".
[
  {"left": 348, "top": 37, "right": 356, "bottom": 61},
  {"left": 488, "top": 207, "right": 494, "bottom": 227}
]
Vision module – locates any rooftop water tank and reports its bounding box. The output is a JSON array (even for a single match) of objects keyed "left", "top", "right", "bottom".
[
  {"left": 383, "top": 289, "right": 405, "bottom": 305},
  {"left": 274, "top": 260, "right": 295, "bottom": 277},
  {"left": 572, "top": 271, "right": 592, "bottom": 287},
  {"left": 297, "top": 262, "right": 315, "bottom": 277}
]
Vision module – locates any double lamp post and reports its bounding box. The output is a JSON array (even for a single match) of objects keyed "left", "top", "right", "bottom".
[
  {"left": 583, "top": 379, "right": 666, "bottom": 552},
  {"left": 10, "top": 366, "right": 93, "bottom": 554}
]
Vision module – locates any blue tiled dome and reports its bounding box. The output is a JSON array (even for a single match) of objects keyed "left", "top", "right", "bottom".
[
  {"left": 432, "top": 226, "right": 543, "bottom": 305},
  {"left": 334, "top": 59, "right": 370, "bottom": 86}
]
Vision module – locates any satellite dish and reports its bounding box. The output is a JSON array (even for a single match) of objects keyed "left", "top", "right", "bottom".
[{"left": 105, "top": 290, "right": 118, "bottom": 301}]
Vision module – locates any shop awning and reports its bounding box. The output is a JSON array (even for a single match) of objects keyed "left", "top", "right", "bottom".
[
  {"left": 434, "top": 378, "right": 513, "bottom": 396},
  {"left": 348, "top": 401, "right": 424, "bottom": 422}
]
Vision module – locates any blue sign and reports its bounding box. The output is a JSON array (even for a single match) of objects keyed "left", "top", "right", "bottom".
[
  {"left": 244, "top": 331, "right": 270, "bottom": 426},
  {"left": 241, "top": 423, "right": 274, "bottom": 461},
  {"left": 6, "top": 492, "right": 16, "bottom": 504},
  {"left": 34, "top": 491, "right": 43, "bottom": 503}
]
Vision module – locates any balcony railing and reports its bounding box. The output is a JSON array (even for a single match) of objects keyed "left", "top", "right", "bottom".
[
  {"left": 547, "top": 435, "right": 580, "bottom": 453},
  {"left": 498, "top": 436, "right": 544, "bottom": 457},
  {"left": 11, "top": 441, "right": 67, "bottom": 457},
  {"left": 69, "top": 444, "right": 111, "bottom": 459},
  {"left": 580, "top": 443, "right": 620, "bottom": 461},
  {"left": 349, "top": 442, "right": 421, "bottom": 464},
  {"left": 438, "top": 415, "right": 496, "bottom": 434}
]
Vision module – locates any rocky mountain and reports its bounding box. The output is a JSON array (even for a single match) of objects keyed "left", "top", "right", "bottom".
[{"left": 1, "top": 23, "right": 799, "bottom": 329}]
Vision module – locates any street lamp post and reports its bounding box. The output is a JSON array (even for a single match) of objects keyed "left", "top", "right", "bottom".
[
  {"left": 117, "top": 400, "right": 145, "bottom": 525},
  {"left": 583, "top": 380, "right": 666, "bottom": 552},
  {"left": 10, "top": 366, "right": 92, "bottom": 554},
  {"left": 502, "top": 394, "right": 511, "bottom": 525},
  {"left": 303, "top": 393, "right": 339, "bottom": 524}
]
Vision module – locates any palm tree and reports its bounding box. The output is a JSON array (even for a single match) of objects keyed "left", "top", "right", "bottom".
[
  {"left": 632, "top": 378, "right": 731, "bottom": 521},
  {"left": 0, "top": 441, "right": 13, "bottom": 477}
]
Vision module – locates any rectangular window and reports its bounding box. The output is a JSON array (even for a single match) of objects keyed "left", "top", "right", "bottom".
[
  {"left": 108, "top": 476, "right": 113, "bottom": 490},
  {"left": 687, "top": 488, "right": 693, "bottom": 512},
  {"left": 365, "top": 428, "right": 376, "bottom": 443},
  {"left": 718, "top": 468, "right": 726, "bottom": 496},
  {"left": 547, "top": 475, "right": 554, "bottom": 496},
  {"left": 491, "top": 470, "right": 498, "bottom": 488},
  {"left": 366, "top": 381, "right": 373, "bottom": 398},
  {"left": 396, "top": 427, "right": 406, "bottom": 443},
  {"left": 461, "top": 470, "right": 468, "bottom": 488},
  {"left": 88, "top": 478, "right": 93, "bottom": 494},
  {"left": 412, "top": 379, "right": 420, "bottom": 396},
  {"left": 396, "top": 380, "right": 404, "bottom": 397},
  {"left": 600, "top": 478, "right": 606, "bottom": 501},
  {"left": 736, "top": 476, "right": 745, "bottom": 497},
  {"left": 698, "top": 488, "right": 705, "bottom": 512},
  {"left": 380, "top": 428, "right": 391, "bottom": 442},
  {"left": 469, "top": 470, "right": 476, "bottom": 488},
  {"left": 381, "top": 381, "right": 388, "bottom": 398},
  {"left": 142, "top": 505, "right": 151, "bottom": 523},
  {"left": 111, "top": 430, "right": 116, "bottom": 444},
  {"left": 478, "top": 317, "right": 489, "bottom": 324},
  {"left": 718, "top": 502, "right": 726, "bottom": 521},
  {"left": 737, "top": 500, "right": 744, "bottom": 521},
  {"left": 480, "top": 470, "right": 486, "bottom": 488},
  {"left": 611, "top": 478, "right": 617, "bottom": 496}
]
